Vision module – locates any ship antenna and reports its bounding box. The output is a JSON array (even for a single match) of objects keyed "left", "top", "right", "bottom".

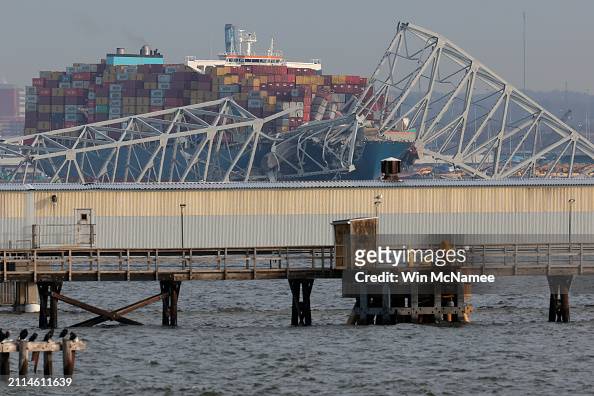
[{"left": 268, "top": 37, "right": 274, "bottom": 56}]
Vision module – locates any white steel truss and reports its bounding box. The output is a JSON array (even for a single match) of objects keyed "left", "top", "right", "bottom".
[
  {"left": 356, "top": 22, "right": 594, "bottom": 178},
  {"left": 2, "top": 22, "right": 593, "bottom": 182},
  {"left": 0, "top": 98, "right": 359, "bottom": 183}
]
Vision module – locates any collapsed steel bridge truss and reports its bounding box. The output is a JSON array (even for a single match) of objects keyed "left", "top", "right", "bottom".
[
  {"left": 0, "top": 98, "right": 359, "bottom": 183},
  {"left": 2, "top": 22, "right": 593, "bottom": 182},
  {"left": 356, "top": 23, "right": 594, "bottom": 178}
]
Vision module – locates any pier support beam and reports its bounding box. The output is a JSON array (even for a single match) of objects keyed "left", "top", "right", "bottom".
[
  {"left": 37, "top": 282, "right": 62, "bottom": 329},
  {"left": 289, "top": 279, "right": 314, "bottom": 326},
  {"left": 547, "top": 276, "right": 572, "bottom": 323},
  {"left": 14, "top": 282, "right": 39, "bottom": 313},
  {"left": 160, "top": 280, "right": 181, "bottom": 327}
]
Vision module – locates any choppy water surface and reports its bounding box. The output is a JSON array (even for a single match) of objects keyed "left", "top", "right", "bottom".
[{"left": 1, "top": 277, "right": 594, "bottom": 395}]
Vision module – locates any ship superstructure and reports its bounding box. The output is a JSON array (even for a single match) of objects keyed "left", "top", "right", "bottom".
[{"left": 185, "top": 24, "right": 322, "bottom": 74}]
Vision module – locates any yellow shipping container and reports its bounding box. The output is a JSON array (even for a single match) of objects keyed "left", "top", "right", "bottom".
[
  {"left": 97, "top": 97, "right": 109, "bottom": 105},
  {"left": 260, "top": 76, "right": 268, "bottom": 84},
  {"left": 24, "top": 128, "right": 37, "bottom": 134},
  {"left": 37, "top": 121, "right": 51, "bottom": 129},
  {"left": 136, "top": 73, "right": 144, "bottom": 81},
  {"left": 38, "top": 105, "right": 51, "bottom": 113},
  {"left": 268, "top": 96, "right": 277, "bottom": 105},
  {"left": 260, "top": 90, "right": 267, "bottom": 98},
  {"left": 51, "top": 104, "right": 63, "bottom": 112},
  {"left": 52, "top": 88, "right": 65, "bottom": 96},
  {"left": 123, "top": 105, "right": 136, "bottom": 113},
  {"left": 123, "top": 97, "right": 136, "bottom": 106}
]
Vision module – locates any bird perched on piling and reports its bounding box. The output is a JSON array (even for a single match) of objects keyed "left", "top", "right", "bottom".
[
  {"left": 69, "top": 332, "right": 78, "bottom": 342},
  {"left": 18, "top": 329, "right": 28, "bottom": 341},
  {"left": 28, "top": 333, "right": 38, "bottom": 342},
  {"left": 43, "top": 329, "right": 54, "bottom": 342},
  {"left": 0, "top": 330, "right": 10, "bottom": 342},
  {"left": 59, "top": 328, "right": 68, "bottom": 338}
]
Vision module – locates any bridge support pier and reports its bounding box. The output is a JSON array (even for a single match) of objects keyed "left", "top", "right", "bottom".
[
  {"left": 160, "top": 280, "right": 181, "bottom": 327},
  {"left": 289, "top": 279, "right": 314, "bottom": 326},
  {"left": 37, "top": 281, "right": 62, "bottom": 329},
  {"left": 547, "top": 276, "right": 572, "bottom": 323}
]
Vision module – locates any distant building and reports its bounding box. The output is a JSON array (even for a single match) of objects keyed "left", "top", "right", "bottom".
[{"left": 0, "top": 84, "right": 25, "bottom": 138}]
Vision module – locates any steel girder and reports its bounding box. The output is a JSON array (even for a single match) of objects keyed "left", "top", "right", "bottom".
[
  {"left": 356, "top": 22, "right": 594, "bottom": 178},
  {"left": 0, "top": 98, "right": 359, "bottom": 183}
]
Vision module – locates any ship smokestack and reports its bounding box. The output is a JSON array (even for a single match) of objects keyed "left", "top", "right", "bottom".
[{"left": 116, "top": 47, "right": 125, "bottom": 55}]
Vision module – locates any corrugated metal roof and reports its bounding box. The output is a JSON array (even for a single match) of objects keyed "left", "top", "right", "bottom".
[{"left": 1, "top": 178, "right": 594, "bottom": 191}]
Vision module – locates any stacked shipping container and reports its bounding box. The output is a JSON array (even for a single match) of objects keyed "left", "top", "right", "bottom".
[{"left": 25, "top": 58, "right": 368, "bottom": 134}]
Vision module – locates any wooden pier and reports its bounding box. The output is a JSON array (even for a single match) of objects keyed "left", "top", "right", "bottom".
[
  {"left": 0, "top": 337, "right": 86, "bottom": 377},
  {"left": 0, "top": 242, "right": 592, "bottom": 328}
]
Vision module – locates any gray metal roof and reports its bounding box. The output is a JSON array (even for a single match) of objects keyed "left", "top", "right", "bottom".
[{"left": 1, "top": 178, "right": 594, "bottom": 191}]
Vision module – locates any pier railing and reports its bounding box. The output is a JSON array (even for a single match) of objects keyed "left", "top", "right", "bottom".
[
  {"left": 0, "top": 246, "right": 337, "bottom": 282},
  {"left": 1, "top": 243, "right": 594, "bottom": 282}
]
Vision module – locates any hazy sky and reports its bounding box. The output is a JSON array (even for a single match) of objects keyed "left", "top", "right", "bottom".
[{"left": 1, "top": 0, "right": 592, "bottom": 92}]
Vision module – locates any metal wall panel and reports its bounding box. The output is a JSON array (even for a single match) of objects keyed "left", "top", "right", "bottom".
[
  {"left": 86, "top": 211, "right": 594, "bottom": 249},
  {"left": 27, "top": 186, "right": 594, "bottom": 218},
  {"left": 0, "top": 184, "right": 590, "bottom": 248}
]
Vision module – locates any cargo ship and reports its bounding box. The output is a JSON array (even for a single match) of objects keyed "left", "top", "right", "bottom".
[{"left": 22, "top": 24, "right": 414, "bottom": 181}]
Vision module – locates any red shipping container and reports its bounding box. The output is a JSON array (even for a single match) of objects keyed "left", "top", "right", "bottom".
[
  {"left": 73, "top": 72, "right": 92, "bottom": 81},
  {"left": 38, "top": 88, "right": 51, "bottom": 96},
  {"left": 32, "top": 78, "right": 45, "bottom": 88},
  {"left": 65, "top": 88, "right": 84, "bottom": 96}
]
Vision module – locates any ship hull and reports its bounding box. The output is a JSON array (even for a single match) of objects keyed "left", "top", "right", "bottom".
[{"left": 350, "top": 140, "right": 411, "bottom": 179}]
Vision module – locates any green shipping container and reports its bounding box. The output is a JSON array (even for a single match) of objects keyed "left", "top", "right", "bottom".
[{"left": 95, "top": 105, "right": 109, "bottom": 114}]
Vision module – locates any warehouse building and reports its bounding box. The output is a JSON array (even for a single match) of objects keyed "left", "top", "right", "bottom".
[{"left": 0, "top": 179, "right": 593, "bottom": 249}]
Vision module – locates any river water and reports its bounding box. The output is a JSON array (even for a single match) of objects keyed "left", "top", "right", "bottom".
[{"left": 1, "top": 277, "right": 594, "bottom": 395}]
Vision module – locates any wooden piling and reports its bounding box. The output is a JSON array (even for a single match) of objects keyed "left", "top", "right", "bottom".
[
  {"left": 62, "top": 339, "right": 74, "bottom": 377},
  {"left": 301, "top": 279, "right": 313, "bottom": 326},
  {"left": 49, "top": 282, "right": 62, "bottom": 329},
  {"left": 560, "top": 293, "right": 570, "bottom": 322},
  {"left": 289, "top": 280, "right": 300, "bottom": 326},
  {"left": 18, "top": 340, "right": 28, "bottom": 376},
  {"left": 43, "top": 350, "right": 53, "bottom": 376},
  {"left": 288, "top": 279, "right": 314, "bottom": 326},
  {"left": 0, "top": 350, "right": 9, "bottom": 378},
  {"left": 159, "top": 280, "right": 181, "bottom": 327},
  {"left": 37, "top": 282, "right": 49, "bottom": 329},
  {"left": 548, "top": 294, "right": 557, "bottom": 322}
]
